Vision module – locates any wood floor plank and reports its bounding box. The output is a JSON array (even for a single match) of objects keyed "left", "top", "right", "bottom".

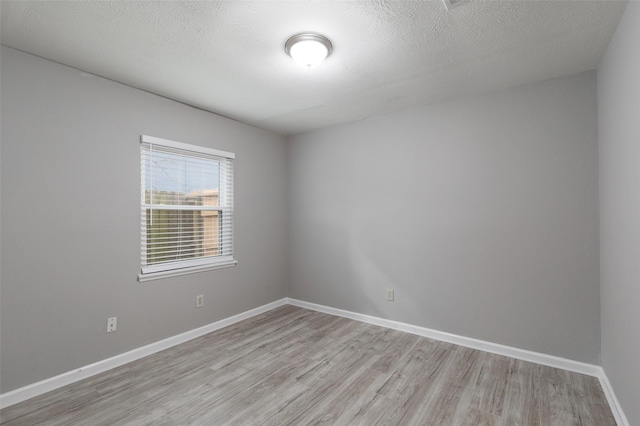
[
  {"left": 471, "top": 354, "right": 513, "bottom": 417},
  {"left": 287, "top": 363, "right": 387, "bottom": 425},
  {"left": 332, "top": 390, "right": 398, "bottom": 426},
  {"left": 462, "top": 408, "right": 501, "bottom": 426},
  {"left": 448, "top": 346, "right": 487, "bottom": 387},
  {"left": 0, "top": 384, "right": 101, "bottom": 426},
  {"left": 0, "top": 306, "right": 616, "bottom": 426},
  {"left": 370, "top": 332, "right": 422, "bottom": 374}
]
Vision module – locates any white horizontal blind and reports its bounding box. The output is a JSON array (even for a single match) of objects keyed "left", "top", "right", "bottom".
[{"left": 140, "top": 135, "right": 234, "bottom": 276}]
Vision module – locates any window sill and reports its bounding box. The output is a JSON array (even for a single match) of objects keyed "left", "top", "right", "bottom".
[{"left": 138, "top": 259, "right": 237, "bottom": 282}]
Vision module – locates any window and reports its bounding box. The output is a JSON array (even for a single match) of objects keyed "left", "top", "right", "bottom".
[{"left": 139, "top": 135, "right": 236, "bottom": 282}]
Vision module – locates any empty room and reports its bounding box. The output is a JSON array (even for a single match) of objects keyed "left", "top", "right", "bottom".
[{"left": 1, "top": 0, "right": 638, "bottom": 425}]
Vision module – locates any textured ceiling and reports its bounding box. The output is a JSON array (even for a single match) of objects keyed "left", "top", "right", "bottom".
[{"left": 0, "top": 0, "right": 628, "bottom": 135}]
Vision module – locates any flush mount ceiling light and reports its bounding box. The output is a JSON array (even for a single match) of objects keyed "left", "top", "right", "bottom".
[{"left": 285, "top": 33, "right": 333, "bottom": 69}]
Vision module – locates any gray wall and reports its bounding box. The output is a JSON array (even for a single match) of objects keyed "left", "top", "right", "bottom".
[
  {"left": 288, "top": 72, "right": 601, "bottom": 363},
  {"left": 0, "top": 46, "right": 288, "bottom": 393},
  {"left": 598, "top": 2, "right": 640, "bottom": 424}
]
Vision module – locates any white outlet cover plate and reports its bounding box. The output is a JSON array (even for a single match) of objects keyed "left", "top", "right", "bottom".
[{"left": 107, "top": 317, "right": 117, "bottom": 332}]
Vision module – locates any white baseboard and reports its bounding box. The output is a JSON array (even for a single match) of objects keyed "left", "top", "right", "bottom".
[
  {"left": 1, "top": 297, "right": 629, "bottom": 425},
  {"left": 286, "top": 298, "right": 629, "bottom": 425},
  {"left": 0, "top": 298, "right": 288, "bottom": 410},
  {"left": 597, "top": 370, "right": 630, "bottom": 426},
  {"left": 286, "top": 298, "right": 601, "bottom": 376}
]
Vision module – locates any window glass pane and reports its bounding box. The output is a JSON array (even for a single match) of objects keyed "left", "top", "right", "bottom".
[
  {"left": 145, "top": 208, "right": 221, "bottom": 265},
  {"left": 144, "top": 150, "right": 220, "bottom": 206}
]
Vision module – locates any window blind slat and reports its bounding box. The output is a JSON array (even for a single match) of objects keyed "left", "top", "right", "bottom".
[{"left": 141, "top": 205, "right": 225, "bottom": 211}]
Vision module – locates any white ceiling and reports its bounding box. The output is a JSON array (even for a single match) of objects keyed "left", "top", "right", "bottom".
[{"left": 0, "top": 0, "right": 627, "bottom": 135}]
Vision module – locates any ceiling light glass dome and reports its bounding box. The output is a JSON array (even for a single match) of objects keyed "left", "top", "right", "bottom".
[{"left": 285, "top": 33, "right": 333, "bottom": 69}]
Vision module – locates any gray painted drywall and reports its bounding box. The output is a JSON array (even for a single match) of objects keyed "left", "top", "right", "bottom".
[
  {"left": 0, "top": 46, "right": 288, "bottom": 393},
  {"left": 598, "top": 2, "right": 640, "bottom": 424},
  {"left": 287, "top": 72, "right": 601, "bottom": 363}
]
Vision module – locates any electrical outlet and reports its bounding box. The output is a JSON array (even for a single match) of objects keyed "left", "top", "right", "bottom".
[
  {"left": 196, "top": 294, "right": 204, "bottom": 308},
  {"left": 107, "top": 317, "right": 117, "bottom": 332},
  {"left": 386, "top": 289, "right": 394, "bottom": 301}
]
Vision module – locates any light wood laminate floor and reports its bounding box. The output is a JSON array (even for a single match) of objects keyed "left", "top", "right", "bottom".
[{"left": 1, "top": 305, "right": 616, "bottom": 425}]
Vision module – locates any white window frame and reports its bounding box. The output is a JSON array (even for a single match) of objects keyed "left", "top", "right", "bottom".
[{"left": 138, "top": 135, "right": 236, "bottom": 282}]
